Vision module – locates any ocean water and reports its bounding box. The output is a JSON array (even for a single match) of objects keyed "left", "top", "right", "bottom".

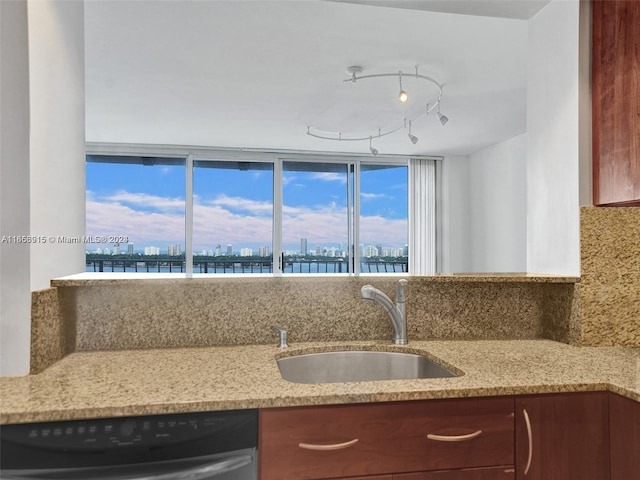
[{"left": 85, "top": 260, "right": 405, "bottom": 274}]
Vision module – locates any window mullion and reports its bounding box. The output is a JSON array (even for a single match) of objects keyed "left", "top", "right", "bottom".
[
  {"left": 273, "top": 159, "right": 283, "bottom": 274},
  {"left": 353, "top": 161, "right": 361, "bottom": 274},
  {"left": 185, "top": 154, "right": 194, "bottom": 274}
]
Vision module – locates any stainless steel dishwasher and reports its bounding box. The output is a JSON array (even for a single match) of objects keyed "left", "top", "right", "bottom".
[{"left": 0, "top": 409, "right": 257, "bottom": 480}]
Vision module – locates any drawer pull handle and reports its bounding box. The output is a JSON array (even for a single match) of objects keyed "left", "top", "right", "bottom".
[
  {"left": 427, "top": 430, "right": 483, "bottom": 442},
  {"left": 298, "top": 439, "right": 359, "bottom": 451},
  {"left": 523, "top": 408, "right": 533, "bottom": 475}
]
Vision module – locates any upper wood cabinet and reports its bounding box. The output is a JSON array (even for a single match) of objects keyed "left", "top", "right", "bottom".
[{"left": 592, "top": 0, "right": 640, "bottom": 206}]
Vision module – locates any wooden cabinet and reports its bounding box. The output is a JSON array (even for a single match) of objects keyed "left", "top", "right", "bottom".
[
  {"left": 259, "top": 398, "right": 514, "bottom": 480},
  {"left": 259, "top": 392, "right": 637, "bottom": 480},
  {"left": 592, "top": 0, "right": 640, "bottom": 206},
  {"left": 330, "top": 476, "right": 392, "bottom": 480},
  {"left": 332, "top": 468, "right": 513, "bottom": 480},
  {"left": 609, "top": 393, "right": 640, "bottom": 480},
  {"left": 330, "top": 477, "right": 392, "bottom": 480},
  {"left": 394, "top": 467, "right": 514, "bottom": 479},
  {"left": 514, "top": 392, "right": 610, "bottom": 480}
]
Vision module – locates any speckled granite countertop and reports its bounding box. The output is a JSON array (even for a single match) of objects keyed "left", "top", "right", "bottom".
[
  {"left": 50, "top": 272, "right": 580, "bottom": 286},
  {"left": 1, "top": 340, "right": 638, "bottom": 424}
]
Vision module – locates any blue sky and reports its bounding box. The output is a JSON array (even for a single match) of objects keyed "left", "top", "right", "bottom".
[{"left": 86, "top": 160, "right": 407, "bottom": 254}]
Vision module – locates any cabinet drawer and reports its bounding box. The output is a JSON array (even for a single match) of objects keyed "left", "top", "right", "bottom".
[
  {"left": 259, "top": 398, "right": 514, "bottom": 480},
  {"left": 396, "top": 466, "right": 514, "bottom": 479}
]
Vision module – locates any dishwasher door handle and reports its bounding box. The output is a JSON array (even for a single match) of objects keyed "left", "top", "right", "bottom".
[{"left": 1, "top": 453, "right": 254, "bottom": 480}]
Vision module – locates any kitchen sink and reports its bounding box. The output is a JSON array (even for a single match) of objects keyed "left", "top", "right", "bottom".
[{"left": 276, "top": 350, "right": 458, "bottom": 384}]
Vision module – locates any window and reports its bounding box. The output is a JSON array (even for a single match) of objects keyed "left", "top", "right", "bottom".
[
  {"left": 85, "top": 148, "right": 433, "bottom": 274},
  {"left": 359, "top": 164, "right": 408, "bottom": 273},
  {"left": 282, "top": 161, "right": 352, "bottom": 273},
  {"left": 85, "top": 155, "right": 186, "bottom": 273},
  {"left": 192, "top": 160, "right": 273, "bottom": 273}
]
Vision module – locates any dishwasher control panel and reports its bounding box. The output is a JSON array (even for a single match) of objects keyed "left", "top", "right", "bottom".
[
  {"left": 1, "top": 409, "right": 258, "bottom": 470},
  {"left": 12, "top": 411, "right": 236, "bottom": 448}
]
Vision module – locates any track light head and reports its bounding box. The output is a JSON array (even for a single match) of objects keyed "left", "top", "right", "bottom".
[
  {"left": 369, "top": 136, "right": 379, "bottom": 156},
  {"left": 437, "top": 111, "right": 449, "bottom": 126},
  {"left": 407, "top": 120, "right": 418, "bottom": 144},
  {"left": 398, "top": 71, "right": 408, "bottom": 103}
]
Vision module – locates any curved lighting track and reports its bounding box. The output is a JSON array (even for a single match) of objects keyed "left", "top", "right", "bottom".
[{"left": 306, "top": 66, "right": 448, "bottom": 148}]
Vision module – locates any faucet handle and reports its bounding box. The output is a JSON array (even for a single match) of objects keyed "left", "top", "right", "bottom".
[
  {"left": 271, "top": 325, "right": 288, "bottom": 349},
  {"left": 396, "top": 279, "right": 408, "bottom": 302}
]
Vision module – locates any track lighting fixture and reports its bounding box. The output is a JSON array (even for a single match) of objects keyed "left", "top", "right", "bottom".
[
  {"left": 369, "top": 136, "right": 378, "bottom": 156},
  {"left": 307, "top": 65, "right": 450, "bottom": 154},
  {"left": 408, "top": 120, "right": 419, "bottom": 144}
]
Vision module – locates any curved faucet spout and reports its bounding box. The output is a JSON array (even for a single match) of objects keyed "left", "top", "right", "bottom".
[{"left": 361, "top": 280, "right": 408, "bottom": 345}]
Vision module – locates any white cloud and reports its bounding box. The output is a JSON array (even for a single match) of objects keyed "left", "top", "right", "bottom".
[
  {"left": 86, "top": 198, "right": 185, "bottom": 247},
  {"left": 87, "top": 189, "right": 407, "bottom": 252},
  {"left": 361, "top": 192, "right": 388, "bottom": 200},
  {"left": 311, "top": 172, "right": 347, "bottom": 184},
  {"left": 359, "top": 215, "right": 407, "bottom": 246},
  {"left": 202, "top": 194, "right": 273, "bottom": 215},
  {"left": 282, "top": 175, "right": 297, "bottom": 186},
  {"left": 106, "top": 191, "right": 185, "bottom": 211}
]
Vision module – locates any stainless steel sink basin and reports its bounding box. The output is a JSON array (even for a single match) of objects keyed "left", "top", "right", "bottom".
[{"left": 276, "top": 350, "right": 458, "bottom": 384}]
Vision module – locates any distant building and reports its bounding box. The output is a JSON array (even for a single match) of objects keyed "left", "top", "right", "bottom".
[
  {"left": 127, "top": 243, "right": 134, "bottom": 255},
  {"left": 226, "top": 244, "right": 233, "bottom": 256},
  {"left": 315, "top": 245, "right": 321, "bottom": 255},
  {"left": 301, "top": 238, "right": 307, "bottom": 255},
  {"left": 174, "top": 244, "right": 181, "bottom": 256},
  {"left": 363, "top": 245, "right": 378, "bottom": 258},
  {"left": 168, "top": 245, "right": 174, "bottom": 256},
  {"left": 403, "top": 244, "right": 409, "bottom": 256},
  {"left": 113, "top": 243, "right": 120, "bottom": 255},
  {"left": 215, "top": 244, "right": 222, "bottom": 256},
  {"left": 144, "top": 246, "right": 160, "bottom": 255},
  {"left": 240, "top": 248, "right": 252, "bottom": 257}
]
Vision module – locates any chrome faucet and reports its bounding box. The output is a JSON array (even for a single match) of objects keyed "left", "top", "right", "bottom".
[{"left": 361, "top": 279, "right": 408, "bottom": 345}]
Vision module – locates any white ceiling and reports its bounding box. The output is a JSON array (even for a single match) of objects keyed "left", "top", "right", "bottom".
[{"left": 85, "top": 0, "right": 538, "bottom": 156}]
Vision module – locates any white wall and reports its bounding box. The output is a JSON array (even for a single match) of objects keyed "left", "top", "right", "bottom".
[
  {"left": 443, "top": 0, "right": 582, "bottom": 276},
  {"left": 526, "top": 0, "right": 581, "bottom": 275},
  {"left": 0, "top": 0, "right": 85, "bottom": 376},
  {"left": 0, "top": 0, "right": 31, "bottom": 377},
  {"left": 442, "top": 134, "right": 527, "bottom": 274},
  {"left": 29, "top": 0, "right": 85, "bottom": 291},
  {"left": 468, "top": 134, "right": 527, "bottom": 272},
  {"left": 441, "top": 155, "right": 471, "bottom": 273}
]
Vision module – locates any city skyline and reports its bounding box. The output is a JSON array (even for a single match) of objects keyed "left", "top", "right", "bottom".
[{"left": 88, "top": 239, "right": 408, "bottom": 258}]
